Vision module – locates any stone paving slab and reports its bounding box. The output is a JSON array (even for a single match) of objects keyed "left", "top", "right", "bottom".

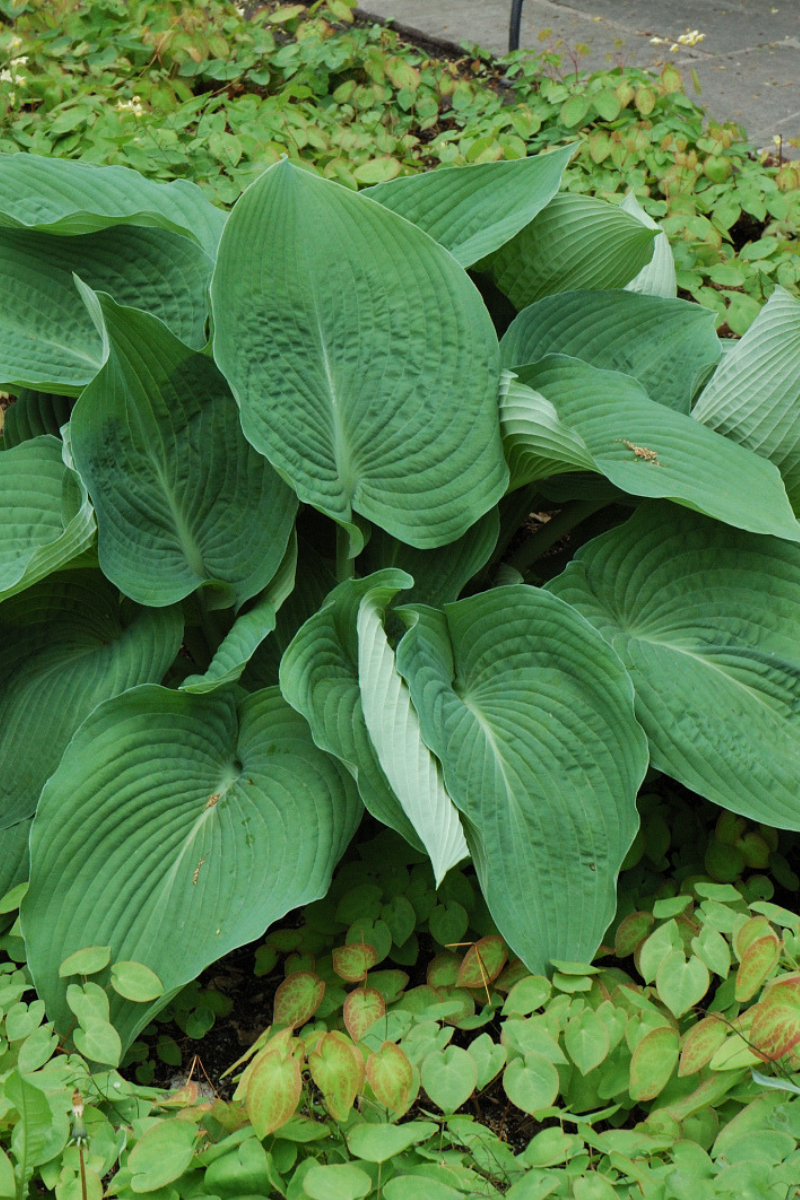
[{"left": 359, "top": 0, "right": 800, "bottom": 151}]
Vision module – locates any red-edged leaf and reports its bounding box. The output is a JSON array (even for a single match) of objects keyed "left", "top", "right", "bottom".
[
  {"left": 456, "top": 937, "right": 507, "bottom": 989},
  {"left": 273, "top": 971, "right": 326, "bottom": 1028},
  {"left": 629, "top": 1025, "right": 679, "bottom": 1101},
  {"left": 308, "top": 1030, "right": 365, "bottom": 1121},
  {"left": 427, "top": 953, "right": 461, "bottom": 989},
  {"left": 678, "top": 1014, "right": 727, "bottom": 1076},
  {"left": 735, "top": 932, "right": 782, "bottom": 1002},
  {"left": 365, "top": 1041, "right": 418, "bottom": 1116},
  {"left": 615, "top": 911, "right": 655, "bottom": 957},
  {"left": 333, "top": 942, "right": 378, "bottom": 983},
  {"left": 750, "top": 1001, "right": 800, "bottom": 1061},
  {"left": 344, "top": 988, "right": 386, "bottom": 1042},
  {"left": 734, "top": 915, "right": 774, "bottom": 959},
  {"left": 246, "top": 1048, "right": 303, "bottom": 1136}
]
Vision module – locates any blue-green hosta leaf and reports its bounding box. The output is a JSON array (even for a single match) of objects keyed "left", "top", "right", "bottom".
[
  {"left": 1, "top": 390, "right": 73, "bottom": 448},
  {"left": 211, "top": 159, "right": 507, "bottom": 549},
  {"left": 281, "top": 569, "right": 423, "bottom": 853},
  {"left": 181, "top": 535, "right": 298, "bottom": 694},
  {"left": 0, "top": 152, "right": 226, "bottom": 257},
  {"left": 357, "top": 583, "right": 469, "bottom": 884},
  {"left": 395, "top": 588, "right": 647, "bottom": 971},
  {"left": 363, "top": 145, "right": 575, "bottom": 267},
  {"left": 474, "top": 193, "right": 657, "bottom": 312},
  {"left": 0, "top": 570, "right": 182, "bottom": 829},
  {"left": 500, "top": 371, "right": 595, "bottom": 491},
  {"left": 0, "top": 224, "right": 213, "bottom": 393},
  {"left": 0, "top": 435, "right": 95, "bottom": 601},
  {"left": 22, "top": 685, "right": 361, "bottom": 1052},
  {"left": 70, "top": 292, "right": 297, "bottom": 607},
  {"left": 620, "top": 192, "right": 677, "bottom": 299},
  {"left": 356, "top": 509, "right": 500, "bottom": 608},
  {"left": 547, "top": 502, "right": 800, "bottom": 829},
  {"left": 692, "top": 287, "right": 800, "bottom": 508},
  {"left": 0, "top": 819, "right": 30, "bottom": 898},
  {"left": 500, "top": 290, "right": 720, "bottom": 413},
  {"left": 502, "top": 358, "right": 800, "bottom": 542}
]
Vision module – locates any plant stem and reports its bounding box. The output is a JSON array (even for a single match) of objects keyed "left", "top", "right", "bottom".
[
  {"left": 506, "top": 498, "right": 607, "bottom": 574},
  {"left": 336, "top": 524, "right": 355, "bottom": 583}
]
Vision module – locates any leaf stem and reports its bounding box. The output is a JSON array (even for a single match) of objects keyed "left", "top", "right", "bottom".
[
  {"left": 505, "top": 498, "right": 607, "bottom": 574},
  {"left": 336, "top": 524, "right": 355, "bottom": 583}
]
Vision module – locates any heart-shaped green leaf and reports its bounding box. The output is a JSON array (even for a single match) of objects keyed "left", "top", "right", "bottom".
[
  {"left": 420, "top": 1045, "right": 477, "bottom": 1112},
  {"left": 395, "top": 586, "right": 647, "bottom": 971},
  {"left": 211, "top": 160, "right": 507, "bottom": 548},
  {"left": 308, "top": 1031, "right": 365, "bottom": 1121},
  {"left": 22, "top": 686, "right": 361, "bottom": 1052},
  {"left": 365, "top": 1041, "right": 417, "bottom": 1115},
  {"left": 655, "top": 951, "right": 710, "bottom": 1018},
  {"left": 548, "top": 502, "right": 800, "bottom": 828},
  {"left": 70, "top": 290, "right": 297, "bottom": 608},
  {"left": 503, "top": 1053, "right": 559, "bottom": 1113}
]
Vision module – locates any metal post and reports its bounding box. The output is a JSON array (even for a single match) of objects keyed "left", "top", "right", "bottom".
[{"left": 509, "top": 0, "right": 524, "bottom": 51}]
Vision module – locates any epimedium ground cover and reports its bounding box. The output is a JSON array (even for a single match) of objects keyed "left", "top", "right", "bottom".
[
  {"left": 0, "top": 0, "right": 798, "bottom": 334},
  {"left": 2, "top": 4, "right": 800, "bottom": 1200}
]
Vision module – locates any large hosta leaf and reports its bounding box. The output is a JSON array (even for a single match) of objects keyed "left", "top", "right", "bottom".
[
  {"left": 356, "top": 508, "right": 499, "bottom": 608},
  {"left": 211, "top": 160, "right": 507, "bottom": 549},
  {"left": 0, "top": 152, "right": 226, "bottom": 256},
  {"left": 358, "top": 583, "right": 468, "bottom": 883},
  {"left": 395, "top": 587, "right": 647, "bottom": 970},
  {"left": 0, "top": 224, "right": 213, "bottom": 393},
  {"left": 0, "top": 819, "right": 30, "bottom": 898},
  {"left": 502, "top": 358, "right": 800, "bottom": 542},
  {"left": 547, "top": 503, "right": 800, "bottom": 829},
  {"left": 1, "top": 390, "right": 73, "bottom": 449},
  {"left": 500, "top": 290, "right": 720, "bottom": 413},
  {"left": 0, "top": 570, "right": 182, "bottom": 830},
  {"left": 181, "top": 536, "right": 297, "bottom": 694},
  {"left": 22, "top": 686, "right": 361, "bottom": 1051},
  {"left": 692, "top": 287, "right": 800, "bottom": 508},
  {"left": 0, "top": 435, "right": 95, "bottom": 601},
  {"left": 281, "top": 570, "right": 425, "bottom": 854},
  {"left": 473, "top": 193, "right": 657, "bottom": 312},
  {"left": 363, "top": 145, "right": 575, "bottom": 267},
  {"left": 70, "top": 292, "right": 297, "bottom": 607}
]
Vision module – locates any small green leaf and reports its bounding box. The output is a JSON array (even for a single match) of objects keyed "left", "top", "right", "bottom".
[
  {"left": 247, "top": 1047, "right": 303, "bottom": 1137},
  {"left": 655, "top": 951, "right": 710, "bottom": 1017},
  {"left": 58, "top": 946, "right": 111, "bottom": 978},
  {"left": 127, "top": 1120, "right": 197, "bottom": 1191},
  {"left": 347, "top": 1121, "right": 438, "bottom": 1163},
  {"left": 629, "top": 1025, "right": 679, "bottom": 1101},
  {"left": 273, "top": 971, "right": 326, "bottom": 1028},
  {"left": 308, "top": 1031, "right": 365, "bottom": 1122},
  {"left": 303, "top": 1163, "right": 373, "bottom": 1200},
  {"left": 503, "top": 1053, "right": 560, "bottom": 1113},
  {"left": 420, "top": 1045, "right": 477, "bottom": 1112},
  {"left": 343, "top": 988, "right": 385, "bottom": 1042},
  {"left": 110, "top": 961, "right": 164, "bottom": 1003},
  {"left": 72, "top": 1017, "right": 122, "bottom": 1067},
  {"left": 565, "top": 1007, "right": 611, "bottom": 1074},
  {"left": 365, "top": 1041, "right": 417, "bottom": 1116}
]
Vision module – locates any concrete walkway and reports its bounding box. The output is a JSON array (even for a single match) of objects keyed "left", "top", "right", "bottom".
[{"left": 358, "top": 0, "right": 800, "bottom": 153}]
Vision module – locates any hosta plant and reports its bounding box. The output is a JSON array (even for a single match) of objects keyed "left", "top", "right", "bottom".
[{"left": 2, "top": 145, "right": 800, "bottom": 1061}]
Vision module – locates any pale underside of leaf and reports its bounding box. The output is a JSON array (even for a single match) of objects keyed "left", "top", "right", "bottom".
[
  {"left": 357, "top": 586, "right": 468, "bottom": 884},
  {"left": 620, "top": 191, "right": 677, "bottom": 299},
  {"left": 692, "top": 286, "right": 800, "bottom": 509}
]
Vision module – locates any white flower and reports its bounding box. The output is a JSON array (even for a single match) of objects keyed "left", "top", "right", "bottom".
[
  {"left": 10, "top": 55, "right": 27, "bottom": 65},
  {"left": 9, "top": 35, "right": 22, "bottom": 49},
  {"left": 116, "top": 95, "right": 145, "bottom": 116},
  {"left": 0, "top": 68, "right": 12, "bottom": 83}
]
